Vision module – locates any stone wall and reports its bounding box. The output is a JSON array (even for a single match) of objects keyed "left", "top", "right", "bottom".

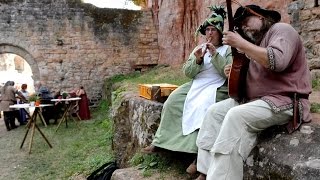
[
  {"left": 288, "top": 0, "right": 320, "bottom": 79},
  {"left": 0, "top": 0, "right": 159, "bottom": 102},
  {"left": 112, "top": 92, "right": 162, "bottom": 167}
]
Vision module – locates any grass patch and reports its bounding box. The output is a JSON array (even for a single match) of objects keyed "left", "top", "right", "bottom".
[
  {"left": 112, "top": 65, "right": 191, "bottom": 93},
  {"left": 129, "top": 152, "right": 193, "bottom": 179},
  {"left": 130, "top": 153, "right": 170, "bottom": 173},
  {"left": 312, "top": 78, "right": 320, "bottom": 91},
  {"left": 311, "top": 103, "right": 320, "bottom": 113},
  {"left": 109, "top": 65, "right": 191, "bottom": 113},
  {"left": 0, "top": 100, "right": 114, "bottom": 180}
]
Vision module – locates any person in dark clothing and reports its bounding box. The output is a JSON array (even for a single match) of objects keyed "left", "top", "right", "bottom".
[
  {"left": 52, "top": 90, "right": 64, "bottom": 123},
  {"left": 34, "top": 81, "right": 57, "bottom": 124}
]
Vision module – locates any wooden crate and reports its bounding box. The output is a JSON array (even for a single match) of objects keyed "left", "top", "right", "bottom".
[{"left": 139, "top": 83, "right": 178, "bottom": 102}]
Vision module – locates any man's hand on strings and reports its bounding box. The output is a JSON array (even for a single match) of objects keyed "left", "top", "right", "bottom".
[{"left": 222, "top": 31, "right": 245, "bottom": 49}]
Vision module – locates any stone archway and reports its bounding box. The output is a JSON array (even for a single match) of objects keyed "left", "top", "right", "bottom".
[{"left": 0, "top": 44, "right": 40, "bottom": 81}]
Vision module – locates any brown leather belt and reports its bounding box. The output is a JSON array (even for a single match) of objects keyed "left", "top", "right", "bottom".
[
  {"left": 296, "top": 93, "right": 309, "bottom": 99},
  {"left": 284, "top": 92, "right": 309, "bottom": 99},
  {"left": 286, "top": 93, "right": 309, "bottom": 133}
]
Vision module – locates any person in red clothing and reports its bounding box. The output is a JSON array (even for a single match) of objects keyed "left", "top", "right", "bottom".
[{"left": 76, "top": 86, "right": 91, "bottom": 120}]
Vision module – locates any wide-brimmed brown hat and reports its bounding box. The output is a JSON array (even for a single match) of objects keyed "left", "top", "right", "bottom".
[{"left": 234, "top": 5, "right": 281, "bottom": 27}]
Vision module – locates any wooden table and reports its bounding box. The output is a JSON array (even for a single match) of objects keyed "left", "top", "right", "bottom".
[
  {"left": 51, "top": 97, "right": 81, "bottom": 132},
  {"left": 10, "top": 104, "right": 53, "bottom": 154}
]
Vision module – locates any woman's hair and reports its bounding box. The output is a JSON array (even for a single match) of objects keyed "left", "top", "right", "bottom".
[{"left": 21, "top": 84, "right": 27, "bottom": 89}]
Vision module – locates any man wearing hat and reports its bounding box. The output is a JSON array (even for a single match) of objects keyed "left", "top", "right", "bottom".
[
  {"left": 142, "top": 5, "right": 232, "bottom": 174},
  {"left": 196, "top": 4, "right": 311, "bottom": 180}
]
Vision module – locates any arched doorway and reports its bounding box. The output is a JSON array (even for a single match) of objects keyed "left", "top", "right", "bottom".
[
  {"left": 0, "top": 44, "right": 40, "bottom": 93},
  {"left": 0, "top": 53, "right": 35, "bottom": 93}
]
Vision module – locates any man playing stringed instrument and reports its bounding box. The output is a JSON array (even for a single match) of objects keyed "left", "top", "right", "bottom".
[{"left": 195, "top": 4, "right": 312, "bottom": 180}]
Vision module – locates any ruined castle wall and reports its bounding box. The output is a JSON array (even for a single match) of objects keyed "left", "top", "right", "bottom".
[{"left": 0, "top": 0, "right": 159, "bottom": 102}]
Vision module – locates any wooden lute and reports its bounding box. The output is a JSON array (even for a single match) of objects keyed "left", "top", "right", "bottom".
[{"left": 226, "top": 0, "right": 250, "bottom": 102}]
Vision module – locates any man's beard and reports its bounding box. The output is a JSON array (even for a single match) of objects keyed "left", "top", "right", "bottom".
[
  {"left": 243, "top": 29, "right": 265, "bottom": 44},
  {"left": 242, "top": 20, "right": 271, "bottom": 44}
]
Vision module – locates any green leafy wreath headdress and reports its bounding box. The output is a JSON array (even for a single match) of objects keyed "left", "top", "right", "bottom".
[{"left": 195, "top": 5, "right": 226, "bottom": 37}]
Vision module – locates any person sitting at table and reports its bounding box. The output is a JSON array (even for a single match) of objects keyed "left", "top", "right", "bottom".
[
  {"left": 18, "top": 83, "right": 29, "bottom": 124},
  {"left": 0, "top": 81, "right": 26, "bottom": 131},
  {"left": 76, "top": 86, "right": 91, "bottom": 120},
  {"left": 35, "top": 81, "right": 53, "bottom": 100},
  {"left": 34, "top": 81, "right": 57, "bottom": 124},
  {"left": 52, "top": 90, "right": 64, "bottom": 122}
]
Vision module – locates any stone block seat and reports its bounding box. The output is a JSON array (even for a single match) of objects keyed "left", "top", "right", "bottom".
[
  {"left": 244, "top": 115, "right": 320, "bottom": 179},
  {"left": 111, "top": 91, "right": 320, "bottom": 179}
]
